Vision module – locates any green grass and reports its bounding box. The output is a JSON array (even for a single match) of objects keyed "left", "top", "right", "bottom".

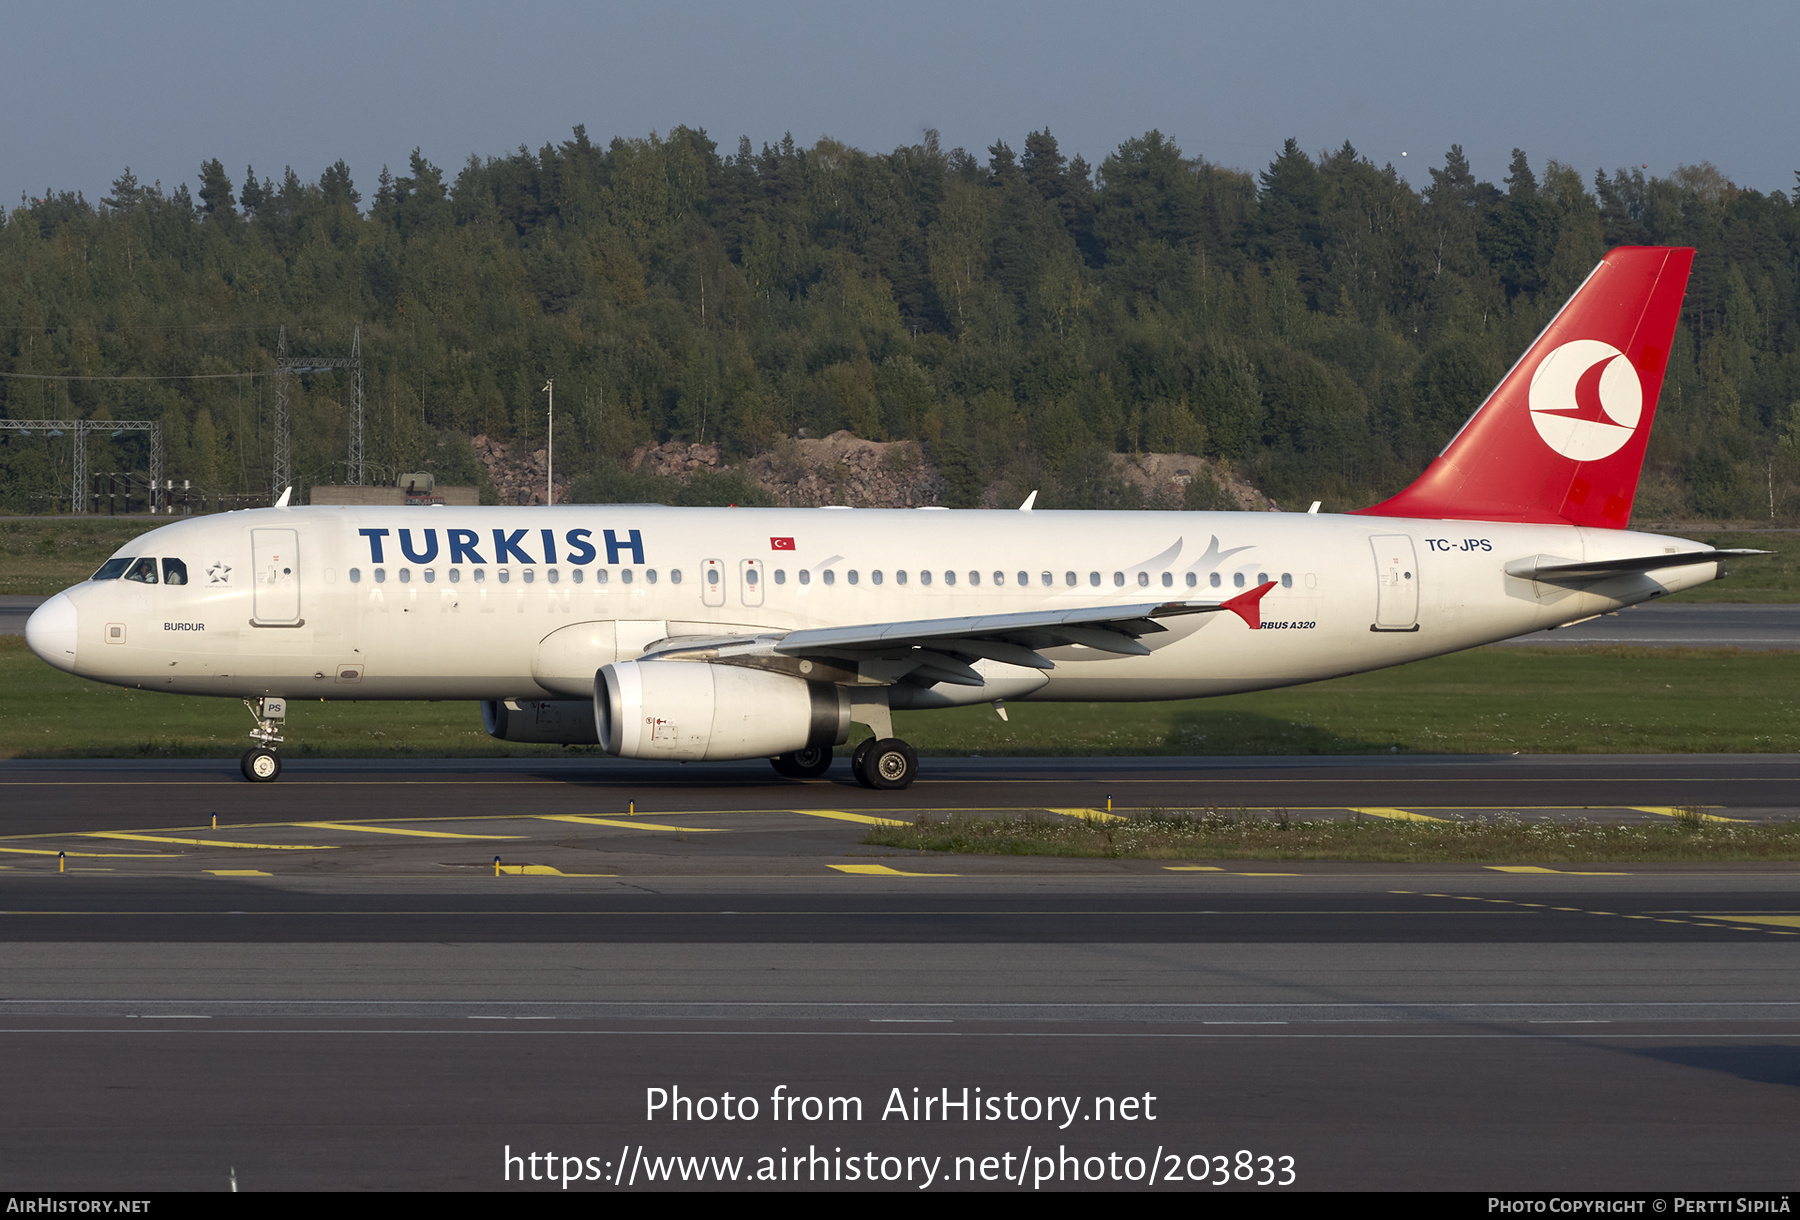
[
  {"left": 1658, "top": 529, "right": 1799, "bottom": 602},
  {"left": 4, "top": 635, "right": 1798, "bottom": 759},
  {"left": 0, "top": 638, "right": 554, "bottom": 759},
  {"left": 877, "top": 645, "right": 1800, "bottom": 757},
  {"left": 0, "top": 517, "right": 161, "bottom": 596},
  {"left": 863, "top": 810, "right": 1800, "bottom": 862}
]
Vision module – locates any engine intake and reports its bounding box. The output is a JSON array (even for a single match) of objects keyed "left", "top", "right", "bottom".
[{"left": 596, "top": 660, "right": 849, "bottom": 761}]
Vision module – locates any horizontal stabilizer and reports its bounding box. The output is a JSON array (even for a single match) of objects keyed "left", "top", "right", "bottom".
[{"left": 1505, "top": 549, "right": 1768, "bottom": 584}]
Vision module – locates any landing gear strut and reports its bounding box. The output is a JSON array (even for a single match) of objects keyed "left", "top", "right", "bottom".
[
  {"left": 843, "top": 692, "right": 917, "bottom": 789},
  {"left": 770, "top": 744, "right": 834, "bottom": 779},
  {"left": 240, "top": 697, "right": 286, "bottom": 783}
]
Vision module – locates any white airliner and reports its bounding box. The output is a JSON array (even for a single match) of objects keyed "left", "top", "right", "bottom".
[{"left": 24, "top": 247, "right": 1756, "bottom": 787}]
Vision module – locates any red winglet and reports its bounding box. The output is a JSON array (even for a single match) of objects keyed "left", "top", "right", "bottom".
[{"left": 1221, "top": 580, "right": 1277, "bottom": 629}]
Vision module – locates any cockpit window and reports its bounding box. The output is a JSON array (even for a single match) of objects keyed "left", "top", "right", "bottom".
[
  {"left": 91, "top": 558, "right": 132, "bottom": 581},
  {"left": 123, "top": 557, "right": 159, "bottom": 584},
  {"left": 161, "top": 558, "right": 188, "bottom": 586}
]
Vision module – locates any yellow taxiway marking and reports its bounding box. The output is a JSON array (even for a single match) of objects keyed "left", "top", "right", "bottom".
[
  {"left": 293, "top": 822, "right": 523, "bottom": 840},
  {"left": 1486, "top": 865, "right": 1628, "bottom": 875},
  {"left": 495, "top": 864, "right": 616, "bottom": 876},
  {"left": 1166, "top": 866, "right": 1225, "bottom": 872},
  {"left": 1045, "top": 807, "right": 1128, "bottom": 823},
  {"left": 0, "top": 847, "right": 180, "bottom": 858},
  {"left": 1399, "top": 891, "right": 1797, "bottom": 936},
  {"left": 793, "top": 810, "right": 911, "bottom": 828},
  {"left": 82, "top": 833, "right": 337, "bottom": 851},
  {"left": 1629, "top": 806, "right": 1748, "bottom": 824},
  {"left": 829, "top": 864, "right": 957, "bottom": 877},
  {"left": 537, "top": 815, "right": 726, "bottom": 833},
  {"left": 204, "top": 870, "right": 272, "bottom": 877},
  {"left": 1349, "top": 807, "right": 1452, "bottom": 823}
]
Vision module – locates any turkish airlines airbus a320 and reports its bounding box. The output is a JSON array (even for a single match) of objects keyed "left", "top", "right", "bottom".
[{"left": 25, "top": 246, "right": 1755, "bottom": 787}]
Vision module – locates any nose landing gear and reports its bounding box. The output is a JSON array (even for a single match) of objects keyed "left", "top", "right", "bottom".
[
  {"left": 240, "top": 696, "right": 286, "bottom": 783},
  {"left": 241, "top": 746, "right": 282, "bottom": 782}
]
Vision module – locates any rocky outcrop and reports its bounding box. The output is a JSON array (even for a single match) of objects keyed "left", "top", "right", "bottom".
[
  {"left": 473, "top": 434, "right": 570, "bottom": 506},
  {"left": 632, "top": 431, "right": 943, "bottom": 508},
  {"left": 1110, "top": 452, "right": 1277, "bottom": 511},
  {"left": 475, "top": 428, "right": 1271, "bottom": 512}
]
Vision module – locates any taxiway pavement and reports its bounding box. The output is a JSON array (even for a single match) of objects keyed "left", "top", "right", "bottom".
[
  {"left": 2, "top": 753, "right": 1799, "bottom": 842},
  {"left": 1493, "top": 601, "right": 1800, "bottom": 649},
  {"left": 1, "top": 756, "right": 1795, "bottom": 1192}
]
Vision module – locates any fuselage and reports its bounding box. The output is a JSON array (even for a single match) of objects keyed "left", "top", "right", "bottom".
[{"left": 28, "top": 503, "right": 1720, "bottom": 704}]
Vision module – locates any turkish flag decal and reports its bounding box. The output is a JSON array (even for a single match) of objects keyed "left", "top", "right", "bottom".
[{"left": 770, "top": 537, "right": 795, "bottom": 551}]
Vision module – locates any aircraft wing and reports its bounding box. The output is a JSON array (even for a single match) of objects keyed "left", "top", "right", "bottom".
[
  {"left": 640, "top": 582, "right": 1278, "bottom": 686},
  {"left": 1506, "top": 549, "right": 1768, "bottom": 585}
]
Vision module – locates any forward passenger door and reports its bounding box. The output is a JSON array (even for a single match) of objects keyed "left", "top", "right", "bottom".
[{"left": 251, "top": 528, "right": 303, "bottom": 626}]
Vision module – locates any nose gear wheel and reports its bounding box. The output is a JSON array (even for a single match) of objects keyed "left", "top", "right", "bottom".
[{"left": 241, "top": 746, "right": 282, "bottom": 782}]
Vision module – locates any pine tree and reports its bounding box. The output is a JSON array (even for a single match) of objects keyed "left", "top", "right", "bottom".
[
  {"left": 239, "top": 166, "right": 268, "bottom": 216},
  {"left": 197, "top": 159, "right": 236, "bottom": 221},
  {"left": 1504, "top": 148, "right": 1537, "bottom": 199},
  {"left": 320, "top": 160, "right": 360, "bottom": 207},
  {"left": 103, "top": 167, "right": 144, "bottom": 211}
]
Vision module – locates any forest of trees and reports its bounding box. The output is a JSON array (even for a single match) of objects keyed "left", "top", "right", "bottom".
[{"left": 2, "top": 126, "right": 1797, "bottom": 519}]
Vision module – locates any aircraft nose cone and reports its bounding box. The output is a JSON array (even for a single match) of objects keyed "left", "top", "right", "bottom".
[{"left": 25, "top": 592, "right": 78, "bottom": 674}]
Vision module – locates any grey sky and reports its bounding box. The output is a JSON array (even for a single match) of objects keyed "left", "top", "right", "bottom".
[{"left": 6, "top": 0, "right": 1794, "bottom": 206}]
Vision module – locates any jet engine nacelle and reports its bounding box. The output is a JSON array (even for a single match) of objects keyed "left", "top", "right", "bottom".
[
  {"left": 481, "top": 698, "right": 600, "bottom": 744},
  {"left": 596, "top": 660, "right": 849, "bottom": 761}
]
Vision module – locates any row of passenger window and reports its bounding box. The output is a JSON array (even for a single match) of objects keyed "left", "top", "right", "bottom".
[
  {"left": 347, "top": 565, "right": 1295, "bottom": 590},
  {"left": 350, "top": 567, "right": 680, "bottom": 585},
  {"left": 779, "top": 569, "right": 1293, "bottom": 589}
]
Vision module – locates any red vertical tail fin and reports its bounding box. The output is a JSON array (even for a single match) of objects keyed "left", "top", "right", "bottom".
[{"left": 1355, "top": 246, "right": 1694, "bottom": 528}]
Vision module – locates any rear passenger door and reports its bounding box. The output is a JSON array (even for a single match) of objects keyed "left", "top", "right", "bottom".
[{"left": 1369, "top": 535, "right": 1419, "bottom": 631}]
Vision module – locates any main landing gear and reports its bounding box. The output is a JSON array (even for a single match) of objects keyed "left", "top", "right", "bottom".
[
  {"left": 770, "top": 745, "right": 834, "bottom": 779},
  {"left": 240, "top": 696, "right": 287, "bottom": 783},
  {"left": 767, "top": 738, "right": 920, "bottom": 788},
  {"left": 852, "top": 737, "right": 918, "bottom": 790},
  {"left": 768, "top": 693, "right": 917, "bottom": 788}
]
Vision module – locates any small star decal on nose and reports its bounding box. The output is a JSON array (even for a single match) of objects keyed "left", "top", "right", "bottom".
[{"left": 207, "top": 560, "right": 232, "bottom": 584}]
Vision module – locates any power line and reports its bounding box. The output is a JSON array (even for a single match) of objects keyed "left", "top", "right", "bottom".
[
  {"left": 0, "top": 419, "right": 163, "bottom": 513},
  {"left": 0, "top": 369, "right": 269, "bottom": 381},
  {"left": 0, "top": 323, "right": 269, "bottom": 332},
  {"left": 270, "top": 324, "right": 365, "bottom": 496}
]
